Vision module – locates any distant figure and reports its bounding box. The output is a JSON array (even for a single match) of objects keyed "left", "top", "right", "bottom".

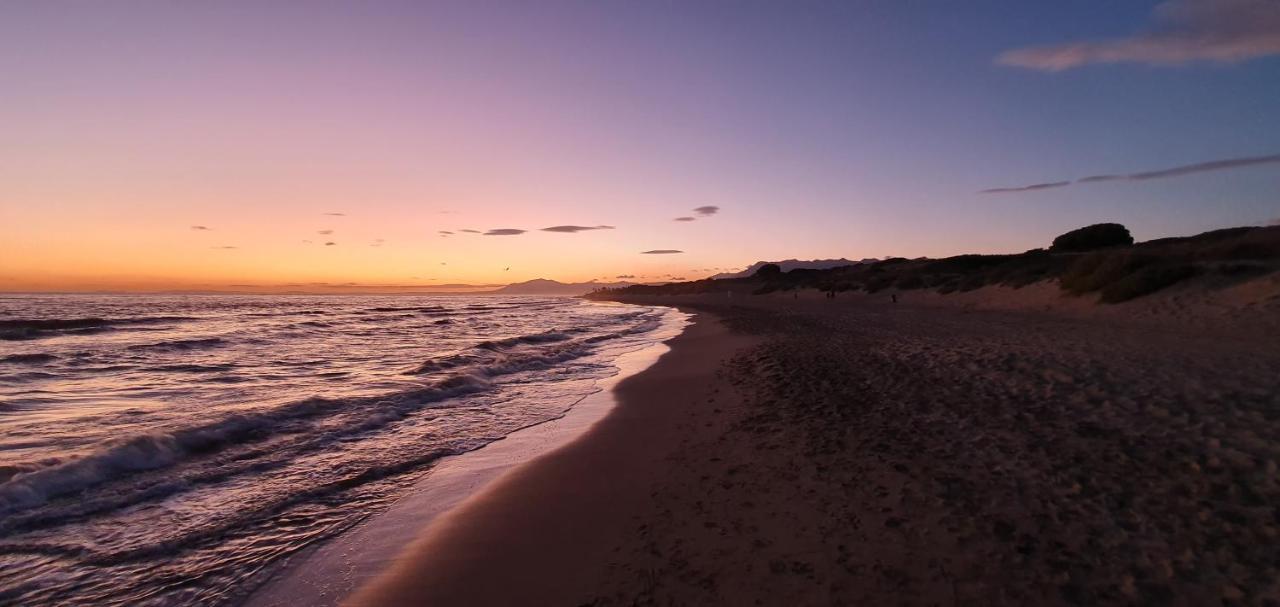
[{"left": 891, "top": 294, "right": 898, "bottom": 304}]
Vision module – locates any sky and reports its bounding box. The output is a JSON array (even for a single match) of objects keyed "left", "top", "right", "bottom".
[{"left": 1, "top": 0, "right": 1278, "bottom": 292}]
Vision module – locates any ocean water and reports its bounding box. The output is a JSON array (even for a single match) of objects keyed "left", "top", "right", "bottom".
[{"left": 0, "top": 294, "right": 681, "bottom": 606}]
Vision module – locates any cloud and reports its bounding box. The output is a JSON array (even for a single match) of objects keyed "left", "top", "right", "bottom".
[
  {"left": 980, "top": 153, "right": 1280, "bottom": 193},
  {"left": 438, "top": 230, "right": 454, "bottom": 236},
  {"left": 979, "top": 181, "right": 1072, "bottom": 194},
  {"left": 998, "top": 0, "right": 1280, "bottom": 71},
  {"left": 325, "top": 241, "right": 336, "bottom": 246},
  {"left": 322, "top": 212, "right": 346, "bottom": 216},
  {"left": 460, "top": 229, "right": 482, "bottom": 234},
  {"left": 674, "top": 216, "right": 696, "bottom": 222},
  {"left": 693, "top": 205, "right": 720, "bottom": 216},
  {"left": 642, "top": 249, "right": 683, "bottom": 254},
  {"left": 211, "top": 245, "right": 238, "bottom": 250},
  {"left": 540, "top": 225, "right": 615, "bottom": 233},
  {"left": 616, "top": 274, "right": 635, "bottom": 279},
  {"left": 191, "top": 225, "right": 212, "bottom": 231},
  {"left": 484, "top": 229, "right": 526, "bottom": 236},
  {"left": 318, "top": 229, "right": 333, "bottom": 235},
  {"left": 1078, "top": 153, "right": 1280, "bottom": 182}
]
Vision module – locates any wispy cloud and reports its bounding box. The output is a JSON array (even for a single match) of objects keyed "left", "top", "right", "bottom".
[
  {"left": 1079, "top": 153, "right": 1280, "bottom": 182},
  {"left": 980, "top": 153, "right": 1280, "bottom": 194},
  {"left": 460, "top": 229, "right": 481, "bottom": 234},
  {"left": 211, "top": 245, "right": 238, "bottom": 250},
  {"left": 322, "top": 212, "right": 346, "bottom": 217},
  {"left": 616, "top": 274, "right": 635, "bottom": 279},
  {"left": 484, "top": 229, "right": 526, "bottom": 236},
  {"left": 641, "top": 249, "right": 683, "bottom": 254},
  {"left": 191, "top": 225, "right": 212, "bottom": 231},
  {"left": 979, "top": 181, "right": 1072, "bottom": 194},
  {"left": 998, "top": 0, "right": 1280, "bottom": 71},
  {"left": 324, "top": 241, "right": 336, "bottom": 246},
  {"left": 318, "top": 229, "right": 334, "bottom": 235},
  {"left": 693, "top": 205, "right": 720, "bottom": 216},
  {"left": 438, "top": 230, "right": 454, "bottom": 236},
  {"left": 674, "top": 216, "right": 696, "bottom": 222},
  {"left": 540, "top": 225, "right": 615, "bottom": 233}
]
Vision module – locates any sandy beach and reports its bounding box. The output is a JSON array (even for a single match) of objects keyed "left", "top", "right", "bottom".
[{"left": 350, "top": 284, "right": 1280, "bottom": 606}]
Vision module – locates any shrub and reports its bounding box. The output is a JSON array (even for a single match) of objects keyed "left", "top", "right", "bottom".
[
  {"left": 895, "top": 273, "right": 925, "bottom": 290},
  {"left": 1051, "top": 223, "right": 1134, "bottom": 252},
  {"left": 1059, "top": 251, "right": 1154, "bottom": 294},
  {"left": 754, "top": 263, "right": 783, "bottom": 278},
  {"left": 1099, "top": 264, "right": 1198, "bottom": 303}
]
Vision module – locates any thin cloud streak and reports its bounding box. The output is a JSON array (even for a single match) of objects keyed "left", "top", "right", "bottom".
[
  {"left": 540, "top": 225, "right": 615, "bottom": 233},
  {"left": 673, "top": 216, "right": 696, "bottom": 222},
  {"left": 641, "top": 249, "right": 683, "bottom": 254},
  {"left": 980, "top": 153, "right": 1280, "bottom": 194},
  {"left": 693, "top": 205, "right": 720, "bottom": 216},
  {"left": 191, "top": 225, "right": 212, "bottom": 231},
  {"left": 322, "top": 212, "right": 346, "bottom": 216},
  {"left": 484, "top": 229, "right": 526, "bottom": 236},
  {"left": 1080, "top": 153, "right": 1280, "bottom": 182},
  {"left": 980, "top": 181, "right": 1071, "bottom": 194},
  {"left": 998, "top": 0, "right": 1280, "bottom": 71}
]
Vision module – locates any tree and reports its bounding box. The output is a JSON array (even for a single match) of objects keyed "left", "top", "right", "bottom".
[
  {"left": 754, "top": 263, "right": 783, "bottom": 278},
  {"left": 1051, "top": 223, "right": 1134, "bottom": 252}
]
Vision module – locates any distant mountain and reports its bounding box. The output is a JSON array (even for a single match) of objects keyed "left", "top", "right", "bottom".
[
  {"left": 487, "top": 278, "right": 637, "bottom": 295},
  {"left": 710, "top": 258, "right": 875, "bottom": 280}
]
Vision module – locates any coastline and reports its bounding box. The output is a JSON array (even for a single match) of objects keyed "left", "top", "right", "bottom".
[
  {"left": 347, "top": 309, "right": 757, "bottom": 606},
  {"left": 243, "top": 303, "right": 690, "bottom": 607}
]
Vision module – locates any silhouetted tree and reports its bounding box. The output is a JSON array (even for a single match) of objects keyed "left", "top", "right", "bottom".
[
  {"left": 1051, "top": 223, "right": 1134, "bottom": 252},
  {"left": 754, "top": 263, "right": 783, "bottom": 278}
]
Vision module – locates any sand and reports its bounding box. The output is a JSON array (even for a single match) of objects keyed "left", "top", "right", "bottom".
[
  {"left": 348, "top": 285, "right": 1280, "bottom": 606},
  {"left": 347, "top": 312, "right": 758, "bottom": 606}
]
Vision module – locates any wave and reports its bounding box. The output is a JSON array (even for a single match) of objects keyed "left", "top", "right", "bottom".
[
  {"left": 127, "top": 337, "right": 227, "bottom": 352},
  {"left": 475, "top": 327, "right": 585, "bottom": 350},
  {"left": 411, "top": 315, "right": 664, "bottom": 377},
  {"left": 0, "top": 373, "right": 495, "bottom": 516},
  {"left": 367, "top": 305, "right": 449, "bottom": 314},
  {"left": 152, "top": 363, "right": 236, "bottom": 373},
  {"left": 0, "top": 316, "right": 196, "bottom": 340},
  {"left": 0, "top": 353, "right": 58, "bottom": 365}
]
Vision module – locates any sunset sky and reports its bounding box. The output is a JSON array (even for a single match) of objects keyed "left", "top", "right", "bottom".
[{"left": 2, "top": 1, "right": 1278, "bottom": 292}]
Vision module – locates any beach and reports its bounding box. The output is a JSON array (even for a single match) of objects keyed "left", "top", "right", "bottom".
[{"left": 352, "top": 284, "right": 1280, "bottom": 606}]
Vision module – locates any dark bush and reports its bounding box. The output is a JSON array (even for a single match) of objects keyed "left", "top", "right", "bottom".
[
  {"left": 1099, "top": 264, "right": 1198, "bottom": 303},
  {"left": 1051, "top": 223, "right": 1134, "bottom": 252},
  {"left": 895, "top": 273, "right": 925, "bottom": 290},
  {"left": 1059, "top": 252, "right": 1154, "bottom": 294},
  {"left": 754, "top": 263, "right": 782, "bottom": 278}
]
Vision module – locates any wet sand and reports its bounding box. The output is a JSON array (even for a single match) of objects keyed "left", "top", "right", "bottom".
[{"left": 350, "top": 288, "right": 1280, "bottom": 605}]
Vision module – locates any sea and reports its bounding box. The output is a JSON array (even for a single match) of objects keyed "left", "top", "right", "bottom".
[{"left": 0, "top": 293, "right": 682, "bottom": 606}]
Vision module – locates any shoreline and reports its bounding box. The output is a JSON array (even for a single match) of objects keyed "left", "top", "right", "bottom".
[
  {"left": 354, "top": 290, "right": 1279, "bottom": 605},
  {"left": 243, "top": 304, "right": 690, "bottom": 607},
  {"left": 346, "top": 309, "right": 757, "bottom": 606}
]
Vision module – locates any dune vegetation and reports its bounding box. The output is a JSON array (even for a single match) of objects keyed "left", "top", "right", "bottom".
[{"left": 592, "top": 224, "right": 1280, "bottom": 304}]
